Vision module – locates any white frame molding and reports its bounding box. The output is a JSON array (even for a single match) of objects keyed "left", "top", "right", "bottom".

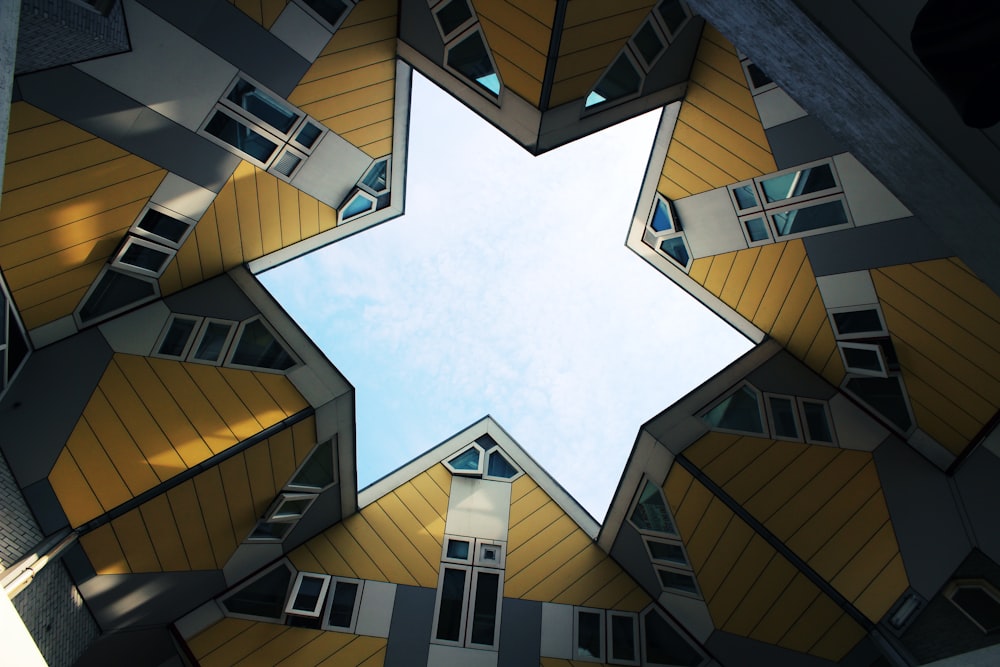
[
  {"left": 337, "top": 188, "right": 377, "bottom": 224},
  {"left": 199, "top": 104, "right": 284, "bottom": 170},
  {"left": 111, "top": 235, "right": 176, "bottom": 278},
  {"left": 798, "top": 398, "right": 837, "bottom": 445},
  {"left": 473, "top": 538, "right": 506, "bottom": 569},
  {"left": 828, "top": 304, "right": 889, "bottom": 340},
  {"left": 606, "top": 610, "right": 640, "bottom": 666},
  {"left": 152, "top": 313, "right": 204, "bottom": 360},
  {"left": 839, "top": 341, "right": 889, "bottom": 378},
  {"left": 358, "top": 156, "right": 392, "bottom": 196},
  {"left": 573, "top": 607, "right": 606, "bottom": 663},
  {"left": 219, "top": 559, "right": 295, "bottom": 623},
  {"left": 224, "top": 315, "right": 301, "bottom": 373},
  {"left": 763, "top": 393, "right": 803, "bottom": 441},
  {"left": 285, "top": 438, "right": 338, "bottom": 492},
  {"left": 643, "top": 535, "right": 691, "bottom": 569},
  {"left": 187, "top": 318, "right": 237, "bottom": 365},
  {"left": 285, "top": 571, "right": 331, "bottom": 618},
  {"left": 130, "top": 201, "right": 197, "bottom": 250},
  {"left": 431, "top": 564, "right": 473, "bottom": 647},
  {"left": 767, "top": 193, "right": 854, "bottom": 240},
  {"left": 443, "top": 443, "right": 487, "bottom": 476},
  {"left": 646, "top": 193, "right": 679, "bottom": 237},
  {"left": 219, "top": 73, "right": 304, "bottom": 143},
  {"left": 700, "top": 381, "right": 767, "bottom": 438},
  {"left": 465, "top": 567, "right": 504, "bottom": 650},
  {"left": 321, "top": 576, "right": 365, "bottom": 633}
]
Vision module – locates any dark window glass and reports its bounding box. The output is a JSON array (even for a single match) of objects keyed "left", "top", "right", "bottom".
[
  {"left": 291, "top": 575, "right": 325, "bottom": 613},
  {"left": 761, "top": 164, "right": 836, "bottom": 203},
  {"left": 447, "top": 539, "right": 470, "bottom": 560},
  {"left": 137, "top": 208, "right": 189, "bottom": 244},
  {"left": 746, "top": 62, "right": 773, "bottom": 90},
  {"left": 648, "top": 539, "right": 687, "bottom": 565},
  {"left": 435, "top": 0, "right": 473, "bottom": 37},
  {"left": 447, "top": 31, "right": 500, "bottom": 96},
  {"left": 326, "top": 581, "right": 360, "bottom": 627},
  {"left": 487, "top": 451, "right": 518, "bottom": 478},
  {"left": 658, "top": 568, "right": 698, "bottom": 594},
  {"left": 362, "top": 159, "right": 389, "bottom": 193},
  {"left": 576, "top": 610, "right": 602, "bottom": 659},
  {"left": 227, "top": 79, "right": 299, "bottom": 134},
  {"left": 844, "top": 346, "right": 884, "bottom": 373},
  {"left": 846, "top": 376, "right": 912, "bottom": 432},
  {"left": 832, "top": 309, "right": 883, "bottom": 335},
  {"left": 469, "top": 571, "right": 499, "bottom": 645},
  {"left": 589, "top": 54, "right": 641, "bottom": 106},
  {"left": 633, "top": 20, "right": 665, "bottom": 66},
  {"left": 205, "top": 110, "right": 278, "bottom": 163},
  {"left": 120, "top": 242, "right": 171, "bottom": 273},
  {"left": 732, "top": 183, "right": 758, "bottom": 210},
  {"left": 744, "top": 217, "right": 769, "bottom": 242},
  {"left": 768, "top": 396, "right": 799, "bottom": 438},
  {"left": 6, "top": 316, "right": 28, "bottom": 380},
  {"left": 231, "top": 320, "right": 296, "bottom": 370},
  {"left": 651, "top": 199, "right": 673, "bottom": 232},
  {"left": 476, "top": 434, "right": 500, "bottom": 451},
  {"left": 0, "top": 290, "right": 7, "bottom": 345},
  {"left": 644, "top": 609, "right": 702, "bottom": 666},
  {"left": 953, "top": 587, "right": 1000, "bottom": 631},
  {"left": 610, "top": 615, "right": 636, "bottom": 662},
  {"left": 631, "top": 481, "right": 675, "bottom": 534},
  {"left": 657, "top": 0, "right": 689, "bottom": 35},
  {"left": 158, "top": 317, "right": 198, "bottom": 357},
  {"left": 223, "top": 565, "right": 291, "bottom": 618},
  {"left": 659, "top": 237, "right": 689, "bottom": 267},
  {"left": 250, "top": 520, "right": 293, "bottom": 541},
  {"left": 295, "top": 122, "right": 323, "bottom": 149},
  {"left": 448, "top": 447, "right": 481, "bottom": 471},
  {"left": 772, "top": 200, "right": 849, "bottom": 236},
  {"left": 79, "top": 270, "right": 156, "bottom": 323},
  {"left": 273, "top": 497, "right": 312, "bottom": 519},
  {"left": 801, "top": 401, "right": 833, "bottom": 443},
  {"left": 436, "top": 568, "right": 467, "bottom": 641},
  {"left": 301, "top": 0, "right": 349, "bottom": 27},
  {"left": 704, "top": 385, "right": 764, "bottom": 434},
  {"left": 193, "top": 322, "right": 233, "bottom": 362},
  {"left": 292, "top": 440, "right": 335, "bottom": 489}
]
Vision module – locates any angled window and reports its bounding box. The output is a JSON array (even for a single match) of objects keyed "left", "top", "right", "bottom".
[
  {"left": 839, "top": 341, "right": 889, "bottom": 378},
  {"left": 740, "top": 215, "right": 771, "bottom": 246},
  {"left": 844, "top": 374, "right": 914, "bottom": 433},
  {"left": 629, "top": 480, "right": 676, "bottom": 536},
  {"left": 945, "top": 580, "right": 1000, "bottom": 633},
  {"left": 607, "top": 611, "right": 640, "bottom": 666},
  {"left": 729, "top": 181, "right": 760, "bottom": 213},
  {"left": 446, "top": 28, "right": 501, "bottom": 98},
  {"left": 658, "top": 236, "right": 691, "bottom": 270},
  {"left": 575, "top": 607, "right": 605, "bottom": 662},
  {"left": 742, "top": 60, "right": 776, "bottom": 94},
  {"left": 223, "top": 76, "right": 302, "bottom": 138},
  {"left": 764, "top": 394, "right": 801, "bottom": 440},
  {"left": 285, "top": 572, "right": 331, "bottom": 618},
  {"left": 204, "top": 107, "right": 281, "bottom": 166},
  {"left": 433, "top": 0, "right": 475, "bottom": 39},
  {"left": 287, "top": 439, "right": 337, "bottom": 492},
  {"left": 586, "top": 51, "right": 643, "bottom": 108},
  {"left": 645, "top": 537, "right": 689, "bottom": 567},
  {"left": 188, "top": 318, "right": 237, "bottom": 365},
  {"left": 270, "top": 147, "right": 306, "bottom": 178},
  {"left": 248, "top": 519, "right": 295, "bottom": 542},
  {"left": 359, "top": 157, "right": 391, "bottom": 196},
  {"left": 0, "top": 275, "right": 30, "bottom": 398},
  {"left": 220, "top": 560, "right": 295, "bottom": 622},
  {"left": 76, "top": 267, "right": 158, "bottom": 326},
  {"left": 655, "top": 0, "right": 692, "bottom": 40},
  {"left": 829, "top": 306, "right": 887, "bottom": 340},
  {"left": 266, "top": 493, "right": 317, "bottom": 522},
  {"left": 292, "top": 119, "right": 324, "bottom": 152},
  {"left": 153, "top": 314, "right": 203, "bottom": 359},
  {"left": 799, "top": 399, "right": 835, "bottom": 445},
  {"left": 339, "top": 189, "right": 377, "bottom": 223},
  {"left": 322, "top": 577, "right": 364, "bottom": 633},
  {"left": 484, "top": 448, "right": 521, "bottom": 481},
  {"left": 702, "top": 383, "right": 766, "bottom": 436},
  {"left": 466, "top": 567, "right": 503, "bottom": 649},
  {"left": 111, "top": 236, "right": 175, "bottom": 278},
  {"left": 131, "top": 203, "right": 196, "bottom": 249},
  {"left": 226, "top": 316, "right": 298, "bottom": 371},
  {"left": 444, "top": 443, "right": 486, "bottom": 475},
  {"left": 442, "top": 535, "right": 474, "bottom": 564},
  {"left": 631, "top": 19, "right": 667, "bottom": 71},
  {"left": 770, "top": 196, "right": 851, "bottom": 238},
  {"left": 648, "top": 195, "right": 676, "bottom": 234},
  {"left": 759, "top": 162, "right": 838, "bottom": 205},
  {"left": 656, "top": 566, "right": 700, "bottom": 597},
  {"left": 641, "top": 607, "right": 704, "bottom": 666},
  {"left": 293, "top": 0, "right": 355, "bottom": 32}
]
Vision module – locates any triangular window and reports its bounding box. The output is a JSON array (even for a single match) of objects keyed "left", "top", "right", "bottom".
[
  {"left": 221, "top": 560, "right": 294, "bottom": 621},
  {"left": 228, "top": 317, "right": 297, "bottom": 371},
  {"left": 485, "top": 450, "right": 519, "bottom": 480},
  {"left": 288, "top": 439, "right": 337, "bottom": 491},
  {"left": 702, "top": 384, "right": 766, "bottom": 435},
  {"left": 445, "top": 445, "right": 485, "bottom": 475},
  {"left": 629, "top": 480, "right": 676, "bottom": 535}
]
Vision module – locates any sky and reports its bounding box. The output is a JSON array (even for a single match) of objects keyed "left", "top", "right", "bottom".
[{"left": 260, "top": 73, "right": 751, "bottom": 521}]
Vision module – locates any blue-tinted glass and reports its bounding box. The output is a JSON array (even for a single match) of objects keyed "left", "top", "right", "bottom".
[
  {"left": 772, "top": 200, "right": 848, "bottom": 236},
  {"left": 227, "top": 80, "right": 299, "bottom": 133},
  {"left": 326, "top": 582, "right": 359, "bottom": 627},
  {"left": 585, "top": 91, "right": 606, "bottom": 107},
  {"left": 295, "top": 122, "right": 322, "bottom": 149},
  {"left": 120, "top": 242, "right": 170, "bottom": 273},
  {"left": 477, "top": 73, "right": 501, "bottom": 95},
  {"left": 732, "top": 184, "right": 758, "bottom": 210},
  {"left": 448, "top": 447, "right": 481, "bottom": 471},
  {"left": 744, "top": 217, "right": 769, "bottom": 242},
  {"left": 487, "top": 451, "right": 517, "bottom": 478},
  {"left": 205, "top": 111, "right": 278, "bottom": 163},
  {"left": 704, "top": 386, "right": 765, "bottom": 434},
  {"left": 590, "top": 54, "right": 641, "bottom": 106},
  {"left": 137, "top": 208, "right": 188, "bottom": 243},
  {"left": 362, "top": 159, "right": 389, "bottom": 193},
  {"left": 446, "top": 539, "right": 470, "bottom": 560},
  {"left": 659, "top": 237, "right": 689, "bottom": 267},
  {"left": 342, "top": 193, "right": 374, "bottom": 220},
  {"left": 447, "top": 31, "right": 500, "bottom": 97},
  {"left": 651, "top": 199, "right": 673, "bottom": 232},
  {"left": 631, "top": 481, "right": 674, "bottom": 534},
  {"left": 760, "top": 164, "right": 835, "bottom": 203}
]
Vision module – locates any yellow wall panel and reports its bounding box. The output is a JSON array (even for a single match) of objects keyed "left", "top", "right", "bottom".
[
  {"left": 49, "top": 450, "right": 104, "bottom": 529},
  {"left": 781, "top": 593, "right": 843, "bottom": 654},
  {"left": 810, "top": 614, "right": 869, "bottom": 662},
  {"left": 854, "top": 553, "right": 908, "bottom": 622},
  {"left": 743, "top": 445, "right": 839, "bottom": 521},
  {"left": 723, "top": 440, "right": 801, "bottom": 505},
  {"left": 168, "top": 481, "right": 218, "bottom": 570},
  {"left": 275, "top": 632, "right": 357, "bottom": 666},
  {"left": 696, "top": 517, "right": 753, "bottom": 601},
  {"left": 721, "top": 554, "right": 794, "bottom": 636},
  {"left": 64, "top": 419, "right": 131, "bottom": 512},
  {"left": 479, "top": 15, "right": 547, "bottom": 78},
  {"left": 705, "top": 532, "right": 773, "bottom": 627},
  {"left": 701, "top": 435, "right": 774, "bottom": 486},
  {"left": 227, "top": 0, "right": 287, "bottom": 29},
  {"left": 194, "top": 467, "right": 239, "bottom": 567},
  {"left": 138, "top": 493, "right": 190, "bottom": 571},
  {"left": 110, "top": 509, "right": 161, "bottom": 572},
  {"left": 78, "top": 524, "right": 129, "bottom": 575},
  {"left": 749, "top": 574, "right": 821, "bottom": 645},
  {"left": 682, "top": 431, "right": 740, "bottom": 469},
  {"left": 196, "top": 621, "right": 289, "bottom": 667},
  {"left": 507, "top": 513, "right": 577, "bottom": 579}
]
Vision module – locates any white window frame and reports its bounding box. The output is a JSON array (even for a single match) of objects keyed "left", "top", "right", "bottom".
[
  {"left": 465, "top": 567, "right": 504, "bottom": 650},
  {"left": 219, "top": 559, "right": 295, "bottom": 623},
  {"left": 269, "top": 145, "right": 309, "bottom": 181},
  {"left": 944, "top": 580, "right": 1000, "bottom": 633},
  {"left": 766, "top": 193, "right": 854, "bottom": 241},
  {"left": 110, "top": 235, "right": 176, "bottom": 278},
  {"left": 443, "top": 443, "right": 487, "bottom": 476},
  {"left": 473, "top": 538, "right": 506, "bottom": 569},
  {"left": 627, "top": 477, "right": 680, "bottom": 539},
  {"left": 841, "top": 372, "right": 917, "bottom": 437},
  {"left": 129, "top": 202, "right": 197, "bottom": 250},
  {"left": 797, "top": 398, "right": 837, "bottom": 445},
  {"left": 74, "top": 266, "right": 160, "bottom": 328},
  {"left": 655, "top": 563, "right": 702, "bottom": 599},
  {"left": 265, "top": 492, "right": 318, "bottom": 522},
  {"left": 700, "top": 381, "right": 768, "bottom": 438},
  {"left": 292, "top": 0, "right": 357, "bottom": 33},
  {"left": 656, "top": 233, "right": 693, "bottom": 272},
  {"left": 828, "top": 304, "right": 889, "bottom": 340},
  {"left": 219, "top": 73, "right": 304, "bottom": 143},
  {"left": 647, "top": 193, "right": 679, "bottom": 237},
  {"left": 643, "top": 535, "right": 690, "bottom": 568},
  {"left": 483, "top": 448, "right": 524, "bottom": 482},
  {"left": 223, "top": 315, "right": 300, "bottom": 373},
  {"left": 285, "top": 571, "right": 331, "bottom": 618},
  {"left": 152, "top": 313, "right": 204, "bottom": 360},
  {"left": 573, "top": 607, "right": 606, "bottom": 663},
  {"left": 728, "top": 179, "right": 762, "bottom": 214},
  {"left": 628, "top": 17, "right": 668, "bottom": 72},
  {"left": 606, "top": 610, "right": 640, "bottom": 666},
  {"left": 839, "top": 341, "right": 889, "bottom": 378},
  {"left": 442, "top": 535, "right": 475, "bottom": 564},
  {"left": 199, "top": 104, "right": 284, "bottom": 170},
  {"left": 443, "top": 25, "right": 503, "bottom": 103},
  {"left": 763, "top": 392, "right": 802, "bottom": 441},
  {"left": 288, "top": 118, "right": 326, "bottom": 155},
  {"left": 431, "top": 564, "right": 474, "bottom": 647},
  {"left": 321, "top": 576, "right": 365, "bottom": 633},
  {"left": 187, "top": 318, "right": 237, "bottom": 365},
  {"left": 337, "top": 188, "right": 377, "bottom": 224},
  {"left": 756, "top": 159, "right": 843, "bottom": 209},
  {"left": 358, "top": 156, "right": 392, "bottom": 196},
  {"left": 285, "top": 438, "right": 338, "bottom": 492},
  {"left": 246, "top": 517, "right": 297, "bottom": 543},
  {"left": 738, "top": 213, "right": 773, "bottom": 247},
  {"left": 741, "top": 59, "right": 778, "bottom": 95},
  {"left": 584, "top": 47, "right": 645, "bottom": 112}
]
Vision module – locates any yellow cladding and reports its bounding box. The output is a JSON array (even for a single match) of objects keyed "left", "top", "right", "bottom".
[
  {"left": 79, "top": 416, "right": 317, "bottom": 574},
  {"left": 0, "top": 102, "right": 165, "bottom": 329},
  {"left": 658, "top": 25, "right": 775, "bottom": 201},
  {"left": 227, "top": 0, "right": 287, "bottom": 28},
  {"left": 472, "top": 0, "right": 557, "bottom": 106},
  {"left": 288, "top": 0, "right": 397, "bottom": 158},
  {"left": 50, "top": 354, "right": 309, "bottom": 528},
  {"left": 664, "top": 465, "right": 866, "bottom": 661},
  {"left": 548, "top": 0, "right": 655, "bottom": 108},
  {"left": 287, "top": 464, "right": 451, "bottom": 588},
  {"left": 689, "top": 240, "right": 845, "bottom": 386},
  {"left": 158, "top": 161, "right": 337, "bottom": 296},
  {"left": 873, "top": 258, "right": 1000, "bottom": 456},
  {"left": 189, "top": 618, "right": 387, "bottom": 667},
  {"left": 682, "top": 434, "right": 908, "bottom": 622},
  {"left": 505, "top": 476, "right": 650, "bottom": 611}
]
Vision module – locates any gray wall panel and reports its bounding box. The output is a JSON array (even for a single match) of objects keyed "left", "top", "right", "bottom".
[
  {"left": 74, "top": 628, "right": 180, "bottom": 667},
  {"left": 163, "top": 274, "right": 259, "bottom": 321},
  {"left": 873, "top": 437, "right": 970, "bottom": 597},
  {"left": 16, "top": 66, "right": 239, "bottom": 192},
  {"left": 78, "top": 570, "right": 226, "bottom": 632},
  {"left": 284, "top": 483, "right": 342, "bottom": 552},
  {"left": 610, "top": 523, "right": 661, "bottom": 600},
  {"left": 22, "top": 480, "right": 69, "bottom": 536},
  {"left": 641, "top": 18, "right": 704, "bottom": 96},
  {"left": 137, "top": 0, "right": 309, "bottom": 96},
  {"left": 498, "top": 598, "right": 541, "bottom": 667},
  {"left": 803, "top": 217, "right": 950, "bottom": 277},
  {"left": 765, "top": 115, "right": 845, "bottom": 170},
  {"left": 706, "top": 630, "right": 837, "bottom": 667},
  {"left": 0, "top": 328, "right": 112, "bottom": 487},
  {"left": 385, "top": 585, "right": 435, "bottom": 667},
  {"left": 955, "top": 449, "right": 1000, "bottom": 566},
  {"left": 746, "top": 351, "right": 837, "bottom": 400},
  {"left": 398, "top": 0, "right": 445, "bottom": 68}
]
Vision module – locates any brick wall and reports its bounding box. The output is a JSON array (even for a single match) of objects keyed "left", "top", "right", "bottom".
[
  {"left": 0, "top": 449, "right": 42, "bottom": 568},
  {"left": 16, "top": 0, "right": 129, "bottom": 75}
]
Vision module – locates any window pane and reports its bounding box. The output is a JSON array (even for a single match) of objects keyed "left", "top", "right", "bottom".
[
  {"left": 301, "top": 0, "right": 348, "bottom": 27},
  {"left": 469, "top": 571, "right": 500, "bottom": 645},
  {"left": 447, "top": 539, "right": 470, "bottom": 560},
  {"left": 633, "top": 20, "right": 665, "bottom": 66},
  {"left": 79, "top": 270, "right": 156, "bottom": 323},
  {"left": 651, "top": 199, "right": 673, "bottom": 232},
  {"left": 250, "top": 520, "right": 293, "bottom": 541},
  {"left": 362, "top": 159, "right": 389, "bottom": 193},
  {"left": 292, "top": 441, "right": 335, "bottom": 489},
  {"left": 205, "top": 110, "right": 278, "bottom": 163},
  {"left": 659, "top": 237, "right": 689, "bottom": 268},
  {"left": 137, "top": 208, "right": 189, "bottom": 244},
  {"left": 846, "top": 376, "right": 912, "bottom": 432},
  {"left": 658, "top": 568, "right": 698, "bottom": 594},
  {"left": 223, "top": 565, "right": 291, "bottom": 618},
  {"left": 773, "top": 200, "right": 849, "bottom": 236},
  {"left": 227, "top": 79, "right": 299, "bottom": 133},
  {"left": 760, "top": 164, "right": 836, "bottom": 203},
  {"left": 476, "top": 434, "right": 500, "bottom": 450},
  {"left": 589, "top": 54, "right": 641, "bottom": 106},
  {"left": 487, "top": 451, "right": 518, "bottom": 478},
  {"left": 746, "top": 63, "right": 773, "bottom": 89},
  {"left": 231, "top": 319, "right": 296, "bottom": 370},
  {"left": 193, "top": 322, "right": 233, "bottom": 362},
  {"left": 295, "top": 121, "right": 323, "bottom": 149},
  {"left": 435, "top": 0, "right": 472, "bottom": 37},
  {"left": 576, "top": 610, "right": 602, "bottom": 659},
  {"left": 648, "top": 539, "right": 687, "bottom": 565},
  {"left": 273, "top": 497, "right": 312, "bottom": 519},
  {"left": 5, "top": 318, "right": 27, "bottom": 380},
  {"left": 732, "top": 184, "right": 758, "bottom": 210},
  {"left": 326, "top": 581, "right": 359, "bottom": 628},
  {"left": 744, "top": 217, "right": 768, "bottom": 242},
  {"left": 120, "top": 242, "right": 171, "bottom": 273},
  {"left": 447, "top": 31, "right": 500, "bottom": 96},
  {"left": 291, "top": 575, "right": 325, "bottom": 613},
  {"left": 436, "top": 568, "right": 467, "bottom": 641},
  {"left": 832, "top": 309, "right": 882, "bottom": 335},
  {"left": 657, "top": 0, "right": 689, "bottom": 35},
  {"left": 704, "top": 386, "right": 764, "bottom": 434},
  {"left": 343, "top": 192, "right": 374, "bottom": 220},
  {"left": 159, "top": 317, "right": 198, "bottom": 357},
  {"left": 611, "top": 615, "right": 636, "bottom": 662},
  {"left": 844, "top": 346, "right": 884, "bottom": 373},
  {"left": 953, "top": 587, "right": 1000, "bottom": 631},
  {"left": 448, "top": 447, "right": 481, "bottom": 471},
  {"left": 768, "top": 396, "right": 799, "bottom": 439},
  {"left": 644, "top": 609, "right": 702, "bottom": 666},
  {"left": 801, "top": 401, "right": 833, "bottom": 443},
  {"left": 631, "top": 481, "right": 675, "bottom": 534}
]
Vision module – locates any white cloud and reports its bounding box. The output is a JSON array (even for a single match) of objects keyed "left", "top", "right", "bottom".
[{"left": 261, "top": 74, "right": 751, "bottom": 520}]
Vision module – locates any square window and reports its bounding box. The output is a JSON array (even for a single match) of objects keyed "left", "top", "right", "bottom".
[
  {"left": 132, "top": 203, "right": 195, "bottom": 248},
  {"left": 839, "top": 341, "right": 889, "bottom": 378},
  {"left": 154, "top": 314, "right": 203, "bottom": 359},
  {"left": 202, "top": 107, "right": 280, "bottom": 168},
  {"left": 285, "top": 572, "right": 331, "bottom": 618},
  {"left": 223, "top": 76, "right": 301, "bottom": 137},
  {"left": 443, "top": 535, "right": 473, "bottom": 564},
  {"left": 474, "top": 538, "right": 505, "bottom": 568},
  {"left": 656, "top": 565, "right": 700, "bottom": 598}
]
